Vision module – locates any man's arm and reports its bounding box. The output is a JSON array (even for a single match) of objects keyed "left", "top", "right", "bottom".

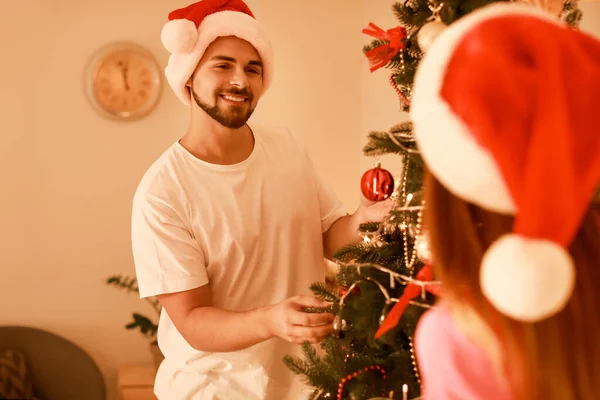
[
  {"left": 323, "top": 196, "right": 394, "bottom": 260},
  {"left": 157, "top": 284, "right": 335, "bottom": 353},
  {"left": 322, "top": 212, "right": 363, "bottom": 260}
]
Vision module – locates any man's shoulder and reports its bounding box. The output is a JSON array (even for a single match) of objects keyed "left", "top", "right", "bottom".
[{"left": 133, "top": 143, "right": 182, "bottom": 205}]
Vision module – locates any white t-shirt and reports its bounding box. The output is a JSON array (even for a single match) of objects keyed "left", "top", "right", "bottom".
[{"left": 131, "top": 124, "right": 347, "bottom": 400}]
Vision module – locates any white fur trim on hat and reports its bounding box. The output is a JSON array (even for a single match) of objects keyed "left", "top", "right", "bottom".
[
  {"left": 164, "top": 10, "right": 274, "bottom": 106},
  {"left": 411, "top": 2, "right": 560, "bottom": 214},
  {"left": 480, "top": 234, "right": 576, "bottom": 322}
]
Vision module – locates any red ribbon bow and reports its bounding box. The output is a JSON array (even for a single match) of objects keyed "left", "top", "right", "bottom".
[
  {"left": 374, "top": 264, "right": 441, "bottom": 339},
  {"left": 362, "top": 23, "right": 407, "bottom": 72}
]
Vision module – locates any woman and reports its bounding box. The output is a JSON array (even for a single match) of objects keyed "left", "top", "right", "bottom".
[{"left": 410, "top": 2, "right": 600, "bottom": 399}]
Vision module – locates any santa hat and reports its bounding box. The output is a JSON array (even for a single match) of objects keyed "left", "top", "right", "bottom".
[
  {"left": 161, "top": 0, "right": 274, "bottom": 106},
  {"left": 411, "top": 2, "right": 600, "bottom": 322}
]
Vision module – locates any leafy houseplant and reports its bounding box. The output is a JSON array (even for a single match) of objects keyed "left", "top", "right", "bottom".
[{"left": 106, "top": 274, "right": 164, "bottom": 367}]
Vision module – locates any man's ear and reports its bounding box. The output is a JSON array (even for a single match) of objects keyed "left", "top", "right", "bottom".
[{"left": 185, "top": 78, "right": 193, "bottom": 95}]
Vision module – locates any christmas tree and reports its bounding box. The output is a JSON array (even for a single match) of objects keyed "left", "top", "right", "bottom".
[{"left": 284, "top": 1, "right": 583, "bottom": 399}]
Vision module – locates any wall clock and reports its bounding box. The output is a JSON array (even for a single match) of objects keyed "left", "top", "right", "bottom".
[{"left": 85, "top": 42, "right": 162, "bottom": 121}]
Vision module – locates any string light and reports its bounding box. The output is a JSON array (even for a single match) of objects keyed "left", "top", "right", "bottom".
[{"left": 337, "top": 262, "right": 441, "bottom": 310}]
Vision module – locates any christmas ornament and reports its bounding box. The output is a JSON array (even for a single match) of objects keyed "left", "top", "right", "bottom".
[
  {"left": 417, "top": 2, "right": 447, "bottom": 53},
  {"left": 337, "top": 365, "right": 387, "bottom": 400},
  {"left": 362, "top": 23, "right": 407, "bottom": 72},
  {"left": 333, "top": 315, "right": 347, "bottom": 338},
  {"left": 409, "top": 338, "right": 421, "bottom": 385},
  {"left": 361, "top": 162, "right": 395, "bottom": 202},
  {"left": 389, "top": 74, "right": 411, "bottom": 112},
  {"left": 417, "top": 20, "right": 447, "bottom": 52},
  {"left": 414, "top": 232, "right": 432, "bottom": 264},
  {"left": 375, "top": 264, "right": 441, "bottom": 339}
]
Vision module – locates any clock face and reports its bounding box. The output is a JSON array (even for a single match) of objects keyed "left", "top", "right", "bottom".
[{"left": 86, "top": 43, "right": 161, "bottom": 120}]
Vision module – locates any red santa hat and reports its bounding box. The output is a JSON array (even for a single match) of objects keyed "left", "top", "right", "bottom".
[
  {"left": 161, "top": 0, "right": 274, "bottom": 106},
  {"left": 411, "top": 2, "right": 600, "bottom": 322}
]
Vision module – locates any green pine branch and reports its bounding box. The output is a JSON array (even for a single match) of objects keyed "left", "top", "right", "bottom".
[
  {"left": 333, "top": 235, "right": 411, "bottom": 272},
  {"left": 564, "top": 6, "right": 583, "bottom": 27},
  {"left": 359, "top": 221, "right": 381, "bottom": 234},
  {"left": 332, "top": 242, "right": 371, "bottom": 262},
  {"left": 347, "top": 243, "right": 404, "bottom": 267},
  {"left": 283, "top": 342, "right": 337, "bottom": 391},
  {"left": 362, "top": 122, "right": 429, "bottom": 169},
  {"left": 309, "top": 282, "right": 339, "bottom": 304},
  {"left": 390, "top": 122, "right": 413, "bottom": 134},
  {"left": 392, "top": 0, "right": 434, "bottom": 29},
  {"left": 363, "top": 132, "right": 413, "bottom": 158},
  {"left": 283, "top": 354, "right": 312, "bottom": 378}
]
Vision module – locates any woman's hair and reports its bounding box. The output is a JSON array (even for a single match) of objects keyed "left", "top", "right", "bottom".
[{"left": 423, "top": 168, "right": 600, "bottom": 400}]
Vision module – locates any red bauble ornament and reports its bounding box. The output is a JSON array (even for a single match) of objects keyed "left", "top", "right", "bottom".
[{"left": 361, "top": 162, "right": 394, "bottom": 201}]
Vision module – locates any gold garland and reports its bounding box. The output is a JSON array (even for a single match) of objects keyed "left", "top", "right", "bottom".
[{"left": 409, "top": 337, "right": 421, "bottom": 385}]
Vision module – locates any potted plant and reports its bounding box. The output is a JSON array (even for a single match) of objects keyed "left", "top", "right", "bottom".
[{"left": 106, "top": 274, "right": 164, "bottom": 369}]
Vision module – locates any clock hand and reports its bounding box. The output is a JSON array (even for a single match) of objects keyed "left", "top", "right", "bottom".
[{"left": 121, "top": 60, "right": 130, "bottom": 91}]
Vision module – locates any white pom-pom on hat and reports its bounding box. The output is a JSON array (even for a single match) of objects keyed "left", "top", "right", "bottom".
[
  {"left": 480, "top": 234, "right": 576, "bottom": 322},
  {"left": 161, "top": 19, "right": 198, "bottom": 54}
]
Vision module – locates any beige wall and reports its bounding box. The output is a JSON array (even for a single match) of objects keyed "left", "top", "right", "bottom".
[{"left": 1, "top": 1, "right": 599, "bottom": 399}]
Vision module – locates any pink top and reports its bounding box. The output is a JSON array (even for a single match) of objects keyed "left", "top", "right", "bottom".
[{"left": 414, "top": 305, "right": 512, "bottom": 400}]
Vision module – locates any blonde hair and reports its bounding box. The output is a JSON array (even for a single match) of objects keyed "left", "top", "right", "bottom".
[{"left": 423, "top": 169, "right": 600, "bottom": 399}]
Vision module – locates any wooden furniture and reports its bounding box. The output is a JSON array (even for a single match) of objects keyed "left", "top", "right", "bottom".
[{"left": 117, "top": 365, "right": 157, "bottom": 400}]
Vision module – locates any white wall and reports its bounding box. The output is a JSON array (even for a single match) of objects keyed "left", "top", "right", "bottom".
[{"left": 1, "top": 1, "right": 599, "bottom": 399}]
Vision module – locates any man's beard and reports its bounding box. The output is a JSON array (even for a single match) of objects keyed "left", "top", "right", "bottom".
[{"left": 192, "top": 87, "right": 255, "bottom": 129}]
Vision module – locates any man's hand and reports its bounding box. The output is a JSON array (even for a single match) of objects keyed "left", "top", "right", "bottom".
[
  {"left": 158, "top": 286, "right": 334, "bottom": 352},
  {"left": 264, "top": 295, "right": 335, "bottom": 344},
  {"left": 357, "top": 192, "right": 396, "bottom": 224}
]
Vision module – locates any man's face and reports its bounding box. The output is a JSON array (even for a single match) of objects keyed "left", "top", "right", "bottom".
[{"left": 190, "top": 36, "right": 264, "bottom": 129}]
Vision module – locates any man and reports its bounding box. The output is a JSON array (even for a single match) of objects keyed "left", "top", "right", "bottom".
[{"left": 131, "top": 0, "right": 391, "bottom": 399}]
